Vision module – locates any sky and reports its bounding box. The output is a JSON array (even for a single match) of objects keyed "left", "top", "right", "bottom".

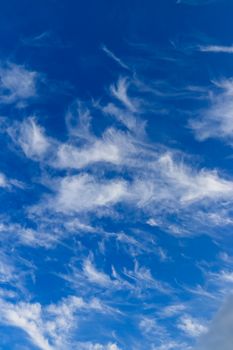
[{"left": 1, "top": 0, "right": 233, "bottom": 349}]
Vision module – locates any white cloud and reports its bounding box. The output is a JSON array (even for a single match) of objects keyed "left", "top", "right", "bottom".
[
  {"left": 9, "top": 117, "right": 50, "bottom": 159},
  {"left": 159, "top": 304, "right": 186, "bottom": 318},
  {"left": 146, "top": 218, "right": 159, "bottom": 227},
  {"left": 77, "top": 342, "right": 122, "bottom": 350},
  {"left": 0, "top": 252, "right": 17, "bottom": 284},
  {"left": 123, "top": 260, "right": 172, "bottom": 294},
  {"left": 22, "top": 31, "right": 65, "bottom": 48},
  {"left": 126, "top": 152, "right": 233, "bottom": 215},
  {"left": 139, "top": 317, "right": 190, "bottom": 350},
  {"left": 46, "top": 173, "right": 128, "bottom": 213},
  {"left": 139, "top": 317, "right": 166, "bottom": 336},
  {"left": 0, "top": 295, "right": 111, "bottom": 350},
  {"left": 65, "top": 100, "right": 94, "bottom": 140},
  {"left": 0, "top": 172, "right": 24, "bottom": 190},
  {"left": 55, "top": 132, "right": 121, "bottom": 169},
  {"left": 152, "top": 342, "right": 189, "bottom": 350},
  {"left": 54, "top": 126, "right": 140, "bottom": 170},
  {"left": 199, "top": 44, "right": 233, "bottom": 53},
  {"left": 83, "top": 258, "right": 112, "bottom": 287},
  {"left": 8, "top": 116, "right": 137, "bottom": 170},
  {"left": 0, "top": 300, "right": 53, "bottom": 350},
  {"left": 155, "top": 153, "right": 233, "bottom": 203},
  {"left": 102, "top": 44, "right": 129, "bottom": 70},
  {"left": 0, "top": 221, "right": 59, "bottom": 249},
  {"left": 177, "top": 315, "right": 207, "bottom": 337},
  {"left": 33, "top": 147, "right": 233, "bottom": 234},
  {"left": 59, "top": 255, "right": 171, "bottom": 299},
  {"left": 189, "top": 79, "right": 233, "bottom": 145},
  {"left": 0, "top": 63, "right": 38, "bottom": 105},
  {"left": 0, "top": 249, "right": 32, "bottom": 295},
  {"left": 102, "top": 103, "right": 146, "bottom": 135},
  {"left": 110, "top": 77, "right": 137, "bottom": 112},
  {"left": 0, "top": 173, "right": 9, "bottom": 188}
]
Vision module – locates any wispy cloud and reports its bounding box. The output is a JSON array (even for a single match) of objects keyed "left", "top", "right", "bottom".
[
  {"left": 45, "top": 173, "right": 128, "bottom": 214},
  {"left": 65, "top": 100, "right": 94, "bottom": 140},
  {"left": 0, "top": 172, "right": 24, "bottom": 190},
  {"left": 22, "top": 31, "right": 66, "bottom": 48},
  {"left": 199, "top": 44, "right": 233, "bottom": 53},
  {"left": 189, "top": 79, "right": 233, "bottom": 145},
  {"left": 8, "top": 117, "right": 51, "bottom": 160},
  {"left": 83, "top": 257, "right": 113, "bottom": 287},
  {"left": 110, "top": 77, "right": 138, "bottom": 112},
  {"left": 76, "top": 342, "right": 122, "bottom": 350},
  {"left": 55, "top": 130, "right": 122, "bottom": 169},
  {"left": 0, "top": 63, "right": 38, "bottom": 106},
  {"left": 102, "top": 45, "right": 130, "bottom": 70},
  {"left": 0, "top": 295, "right": 113, "bottom": 350},
  {"left": 177, "top": 315, "right": 207, "bottom": 338}
]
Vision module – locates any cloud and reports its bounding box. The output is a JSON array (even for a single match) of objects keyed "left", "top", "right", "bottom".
[
  {"left": 65, "top": 100, "right": 94, "bottom": 140},
  {"left": 22, "top": 31, "right": 66, "bottom": 48},
  {"left": 29, "top": 137, "right": 233, "bottom": 226},
  {"left": 0, "top": 250, "right": 31, "bottom": 294},
  {"left": 139, "top": 316, "right": 190, "bottom": 350},
  {"left": 196, "top": 295, "right": 233, "bottom": 350},
  {"left": 110, "top": 77, "right": 137, "bottom": 112},
  {"left": 102, "top": 45, "right": 130, "bottom": 70},
  {"left": 0, "top": 220, "right": 62, "bottom": 250},
  {"left": 8, "top": 117, "right": 51, "bottom": 160},
  {"left": 155, "top": 153, "right": 233, "bottom": 203},
  {"left": 0, "top": 172, "right": 24, "bottom": 190},
  {"left": 159, "top": 304, "right": 186, "bottom": 318},
  {"left": 76, "top": 342, "right": 122, "bottom": 350},
  {"left": 199, "top": 44, "right": 233, "bottom": 53},
  {"left": 177, "top": 315, "right": 207, "bottom": 337},
  {"left": 189, "top": 79, "right": 233, "bottom": 145},
  {"left": 29, "top": 129, "right": 233, "bottom": 233},
  {"left": 55, "top": 130, "right": 122, "bottom": 169},
  {"left": 139, "top": 317, "right": 167, "bottom": 337},
  {"left": 0, "top": 295, "right": 111, "bottom": 350},
  {"left": 83, "top": 258, "right": 112, "bottom": 287},
  {"left": 0, "top": 252, "right": 18, "bottom": 285},
  {"left": 0, "top": 300, "right": 53, "bottom": 350},
  {"left": 123, "top": 260, "right": 172, "bottom": 294},
  {"left": 59, "top": 255, "right": 172, "bottom": 300},
  {"left": 46, "top": 173, "right": 128, "bottom": 214},
  {"left": 8, "top": 112, "right": 138, "bottom": 171},
  {"left": 102, "top": 103, "right": 146, "bottom": 135},
  {"left": 0, "top": 173, "right": 9, "bottom": 188},
  {"left": 152, "top": 342, "right": 189, "bottom": 350},
  {"left": 0, "top": 63, "right": 38, "bottom": 105}
]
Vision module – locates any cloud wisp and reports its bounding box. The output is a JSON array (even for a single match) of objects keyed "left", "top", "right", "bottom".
[
  {"left": 0, "top": 63, "right": 38, "bottom": 106},
  {"left": 102, "top": 45, "right": 130, "bottom": 70},
  {"left": 189, "top": 79, "right": 233, "bottom": 145},
  {"left": 199, "top": 44, "right": 233, "bottom": 53}
]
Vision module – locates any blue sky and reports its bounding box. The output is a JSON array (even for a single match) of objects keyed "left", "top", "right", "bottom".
[{"left": 1, "top": 0, "right": 233, "bottom": 349}]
